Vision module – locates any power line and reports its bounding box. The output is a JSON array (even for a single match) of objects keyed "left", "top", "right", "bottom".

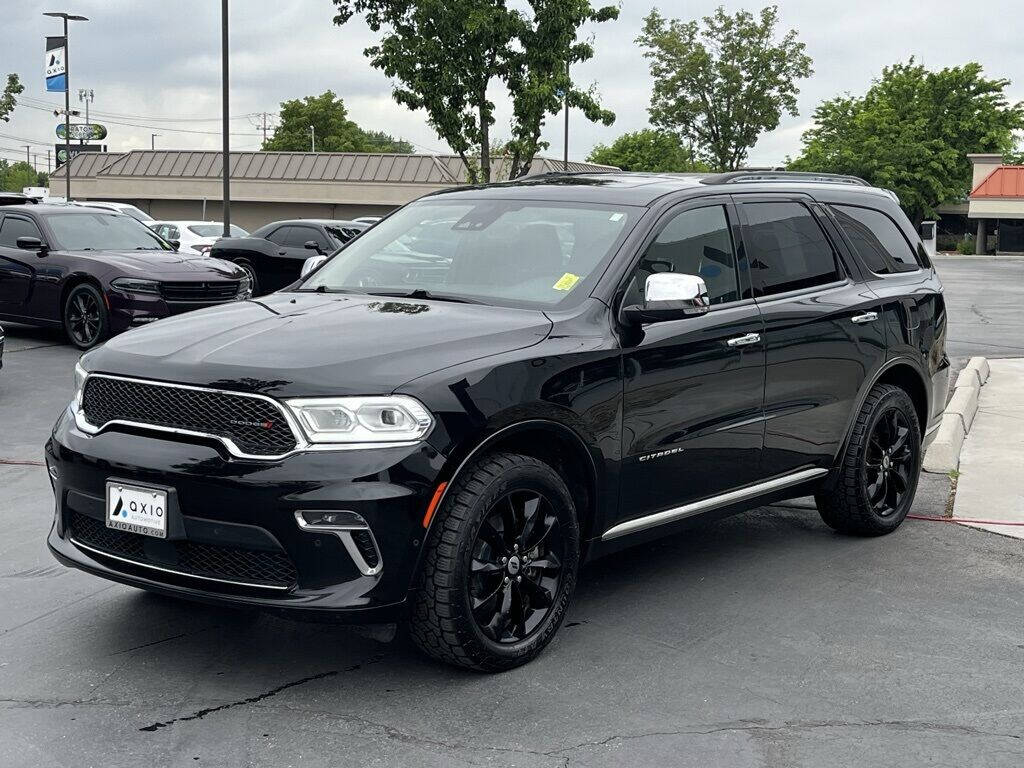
[{"left": 18, "top": 95, "right": 257, "bottom": 122}]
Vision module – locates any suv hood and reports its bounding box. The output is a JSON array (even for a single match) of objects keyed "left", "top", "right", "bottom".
[
  {"left": 85, "top": 292, "right": 553, "bottom": 396},
  {"left": 69, "top": 250, "right": 241, "bottom": 277}
]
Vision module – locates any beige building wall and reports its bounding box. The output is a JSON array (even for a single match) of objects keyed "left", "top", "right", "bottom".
[{"left": 133, "top": 199, "right": 396, "bottom": 231}]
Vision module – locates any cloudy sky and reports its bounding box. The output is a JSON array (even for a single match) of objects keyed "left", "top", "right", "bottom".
[{"left": 2, "top": 0, "right": 1022, "bottom": 172}]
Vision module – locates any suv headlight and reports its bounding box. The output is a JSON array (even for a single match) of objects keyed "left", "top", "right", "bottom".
[
  {"left": 286, "top": 396, "right": 433, "bottom": 444},
  {"left": 111, "top": 277, "right": 160, "bottom": 294},
  {"left": 73, "top": 360, "right": 87, "bottom": 409}
]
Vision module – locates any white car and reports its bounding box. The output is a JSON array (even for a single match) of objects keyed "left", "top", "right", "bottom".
[
  {"left": 149, "top": 221, "right": 248, "bottom": 255},
  {"left": 72, "top": 200, "right": 155, "bottom": 223},
  {"left": 352, "top": 216, "right": 382, "bottom": 225}
]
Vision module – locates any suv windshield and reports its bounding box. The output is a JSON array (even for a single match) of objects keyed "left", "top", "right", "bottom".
[
  {"left": 300, "top": 199, "right": 639, "bottom": 308},
  {"left": 45, "top": 212, "right": 174, "bottom": 251}
]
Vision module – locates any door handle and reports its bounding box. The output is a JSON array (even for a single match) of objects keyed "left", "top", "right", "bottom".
[
  {"left": 851, "top": 311, "right": 879, "bottom": 324},
  {"left": 726, "top": 332, "right": 761, "bottom": 347}
]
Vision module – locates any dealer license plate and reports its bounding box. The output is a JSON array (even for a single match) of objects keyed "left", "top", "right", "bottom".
[{"left": 105, "top": 481, "right": 168, "bottom": 539}]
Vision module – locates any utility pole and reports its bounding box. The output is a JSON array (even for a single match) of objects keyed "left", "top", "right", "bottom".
[
  {"left": 260, "top": 112, "right": 270, "bottom": 145},
  {"left": 23, "top": 145, "right": 30, "bottom": 166},
  {"left": 220, "top": 0, "right": 231, "bottom": 236},
  {"left": 44, "top": 12, "right": 88, "bottom": 201},
  {"left": 46, "top": 149, "right": 51, "bottom": 173},
  {"left": 563, "top": 59, "right": 570, "bottom": 173},
  {"left": 310, "top": 125, "right": 315, "bottom": 152},
  {"left": 151, "top": 133, "right": 161, "bottom": 150}
]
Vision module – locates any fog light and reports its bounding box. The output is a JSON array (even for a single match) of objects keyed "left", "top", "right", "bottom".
[{"left": 296, "top": 509, "right": 367, "bottom": 529}]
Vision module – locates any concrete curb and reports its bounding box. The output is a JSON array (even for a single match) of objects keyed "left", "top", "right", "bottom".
[{"left": 922, "top": 356, "right": 987, "bottom": 474}]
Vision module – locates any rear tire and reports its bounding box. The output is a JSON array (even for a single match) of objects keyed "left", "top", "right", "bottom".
[
  {"left": 410, "top": 452, "right": 580, "bottom": 672},
  {"left": 235, "top": 261, "right": 260, "bottom": 296},
  {"left": 815, "top": 383, "right": 922, "bottom": 536}
]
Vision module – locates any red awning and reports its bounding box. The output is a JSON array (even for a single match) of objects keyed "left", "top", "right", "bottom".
[{"left": 971, "top": 166, "right": 1024, "bottom": 198}]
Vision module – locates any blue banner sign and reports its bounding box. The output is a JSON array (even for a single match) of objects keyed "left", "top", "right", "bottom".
[{"left": 45, "top": 36, "right": 67, "bottom": 93}]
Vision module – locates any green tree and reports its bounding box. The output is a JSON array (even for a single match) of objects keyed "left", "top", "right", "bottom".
[
  {"left": 637, "top": 5, "right": 812, "bottom": 171},
  {"left": 0, "top": 73, "right": 23, "bottom": 123},
  {"left": 262, "top": 91, "right": 412, "bottom": 153},
  {"left": 790, "top": 60, "right": 1024, "bottom": 223},
  {"left": 587, "top": 129, "right": 709, "bottom": 172},
  {"left": 332, "top": 0, "right": 619, "bottom": 183},
  {"left": 1, "top": 161, "right": 38, "bottom": 192}
]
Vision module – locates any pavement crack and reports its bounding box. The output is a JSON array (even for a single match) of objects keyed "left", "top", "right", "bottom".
[{"left": 137, "top": 653, "right": 385, "bottom": 732}]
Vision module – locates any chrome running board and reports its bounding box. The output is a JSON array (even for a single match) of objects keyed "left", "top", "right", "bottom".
[{"left": 601, "top": 467, "right": 829, "bottom": 541}]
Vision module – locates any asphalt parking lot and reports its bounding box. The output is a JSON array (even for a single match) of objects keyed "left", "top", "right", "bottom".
[{"left": 2, "top": 256, "right": 1023, "bottom": 767}]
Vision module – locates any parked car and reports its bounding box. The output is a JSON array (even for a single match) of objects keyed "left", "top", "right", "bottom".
[
  {"left": 47, "top": 171, "right": 947, "bottom": 671},
  {"left": 72, "top": 201, "right": 154, "bottom": 223},
  {"left": 0, "top": 322, "right": 4, "bottom": 370},
  {"left": 0, "top": 205, "right": 251, "bottom": 350},
  {"left": 0, "top": 192, "right": 38, "bottom": 206},
  {"left": 149, "top": 221, "right": 248, "bottom": 255},
  {"left": 352, "top": 216, "right": 382, "bottom": 225},
  {"left": 210, "top": 219, "right": 367, "bottom": 294}
]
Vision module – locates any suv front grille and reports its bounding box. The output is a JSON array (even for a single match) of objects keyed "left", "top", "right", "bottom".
[
  {"left": 69, "top": 511, "right": 298, "bottom": 588},
  {"left": 81, "top": 375, "right": 298, "bottom": 457},
  {"left": 160, "top": 280, "right": 241, "bottom": 302}
]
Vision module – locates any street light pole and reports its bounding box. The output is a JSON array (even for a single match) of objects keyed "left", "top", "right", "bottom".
[
  {"left": 44, "top": 12, "right": 88, "bottom": 201},
  {"left": 310, "top": 125, "right": 315, "bottom": 152},
  {"left": 151, "top": 133, "right": 161, "bottom": 150},
  {"left": 220, "top": 0, "right": 231, "bottom": 236}
]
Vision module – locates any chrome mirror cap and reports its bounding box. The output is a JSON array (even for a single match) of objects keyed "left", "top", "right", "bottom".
[
  {"left": 623, "top": 272, "right": 710, "bottom": 324},
  {"left": 300, "top": 254, "right": 328, "bottom": 279}
]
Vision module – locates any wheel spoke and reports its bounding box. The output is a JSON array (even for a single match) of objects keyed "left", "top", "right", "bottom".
[
  {"left": 529, "top": 551, "right": 562, "bottom": 573},
  {"left": 471, "top": 557, "right": 502, "bottom": 575},
  {"left": 524, "top": 515, "right": 557, "bottom": 554},
  {"left": 477, "top": 519, "right": 509, "bottom": 557},
  {"left": 890, "top": 467, "right": 908, "bottom": 493},
  {"left": 518, "top": 495, "right": 541, "bottom": 549},
  {"left": 519, "top": 575, "right": 552, "bottom": 609}
]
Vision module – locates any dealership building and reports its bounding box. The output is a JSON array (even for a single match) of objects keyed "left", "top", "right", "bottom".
[
  {"left": 48, "top": 150, "right": 615, "bottom": 231},
  {"left": 967, "top": 153, "right": 1024, "bottom": 254}
]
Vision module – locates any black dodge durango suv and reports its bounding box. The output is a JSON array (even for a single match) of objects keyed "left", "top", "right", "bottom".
[{"left": 46, "top": 171, "right": 948, "bottom": 671}]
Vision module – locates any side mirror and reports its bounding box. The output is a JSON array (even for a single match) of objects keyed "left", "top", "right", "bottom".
[
  {"left": 300, "top": 254, "right": 328, "bottom": 278},
  {"left": 16, "top": 236, "right": 47, "bottom": 254},
  {"left": 168, "top": 239, "right": 181, "bottom": 251},
  {"left": 622, "top": 273, "right": 710, "bottom": 325},
  {"left": 304, "top": 240, "right": 324, "bottom": 254}
]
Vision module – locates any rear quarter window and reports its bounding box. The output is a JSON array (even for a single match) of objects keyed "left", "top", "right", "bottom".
[{"left": 830, "top": 204, "right": 922, "bottom": 274}]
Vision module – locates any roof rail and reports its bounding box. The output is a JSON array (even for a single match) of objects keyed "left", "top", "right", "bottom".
[{"left": 701, "top": 170, "right": 871, "bottom": 187}]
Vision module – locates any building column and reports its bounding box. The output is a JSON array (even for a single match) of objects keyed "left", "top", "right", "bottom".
[{"left": 976, "top": 219, "right": 987, "bottom": 255}]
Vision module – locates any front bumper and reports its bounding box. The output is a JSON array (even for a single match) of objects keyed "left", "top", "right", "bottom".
[
  {"left": 107, "top": 291, "right": 244, "bottom": 334},
  {"left": 46, "top": 407, "right": 446, "bottom": 619}
]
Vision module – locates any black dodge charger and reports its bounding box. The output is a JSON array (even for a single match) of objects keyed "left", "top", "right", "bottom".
[
  {"left": 46, "top": 171, "right": 948, "bottom": 671},
  {"left": 0, "top": 205, "right": 251, "bottom": 349}
]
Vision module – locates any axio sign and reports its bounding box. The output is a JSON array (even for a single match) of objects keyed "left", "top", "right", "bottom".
[{"left": 45, "top": 36, "right": 67, "bottom": 92}]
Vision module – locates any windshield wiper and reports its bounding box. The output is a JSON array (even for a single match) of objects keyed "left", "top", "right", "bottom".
[{"left": 367, "top": 288, "right": 482, "bottom": 304}]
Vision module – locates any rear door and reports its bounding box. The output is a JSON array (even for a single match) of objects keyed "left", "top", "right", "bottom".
[
  {"left": 736, "top": 195, "right": 888, "bottom": 477},
  {"left": 0, "top": 214, "right": 43, "bottom": 315},
  {"left": 617, "top": 198, "right": 766, "bottom": 528}
]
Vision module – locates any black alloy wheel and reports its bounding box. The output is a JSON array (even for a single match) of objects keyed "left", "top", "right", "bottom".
[
  {"left": 410, "top": 452, "right": 580, "bottom": 671},
  {"left": 864, "top": 407, "right": 915, "bottom": 517},
  {"left": 815, "top": 383, "right": 921, "bottom": 535},
  {"left": 469, "top": 489, "right": 565, "bottom": 644},
  {"left": 63, "top": 284, "right": 109, "bottom": 350}
]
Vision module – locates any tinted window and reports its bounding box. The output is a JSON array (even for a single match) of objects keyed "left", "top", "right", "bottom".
[
  {"left": 0, "top": 216, "right": 43, "bottom": 247},
  {"left": 303, "top": 199, "right": 637, "bottom": 309},
  {"left": 625, "top": 205, "right": 739, "bottom": 307},
  {"left": 288, "top": 226, "right": 330, "bottom": 250},
  {"left": 831, "top": 204, "right": 921, "bottom": 273},
  {"left": 265, "top": 226, "right": 293, "bottom": 245},
  {"left": 742, "top": 202, "right": 840, "bottom": 295}
]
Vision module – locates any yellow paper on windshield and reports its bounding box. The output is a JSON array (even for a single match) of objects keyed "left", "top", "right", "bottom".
[{"left": 553, "top": 272, "right": 581, "bottom": 291}]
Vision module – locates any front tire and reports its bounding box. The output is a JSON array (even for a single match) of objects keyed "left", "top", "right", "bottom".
[
  {"left": 815, "top": 383, "right": 922, "bottom": 535},
  {"left": 63, "top": 283, "right": 110, "bottom": 350},
  {"left": 410, "top": 452, "right": 580, "bottom": 672}
]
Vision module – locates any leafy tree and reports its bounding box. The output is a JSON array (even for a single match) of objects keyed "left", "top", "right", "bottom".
[
  {"left": 362, "top": 130, "right": 414, "bottom": 153},
  {"left": 332, "top": 0, "right": 619, "bottom": 183},
  {"left": 587, "top": 129, "right": 709, "bottom": 172},
  {"left": 637, "top": 5, "right": 812, "bottom": 171},
  {"left": 0, "top": 73, "right": 23, "bottom": 123},
  {"left": 262, "top": 91, "right": 412, "bottom": 153},
  {"left": 790, "top": 60, "right": 1024, "bottom": 223},
  {"left": 1, "top": 161, "right": 38, "bottom": 192}
]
